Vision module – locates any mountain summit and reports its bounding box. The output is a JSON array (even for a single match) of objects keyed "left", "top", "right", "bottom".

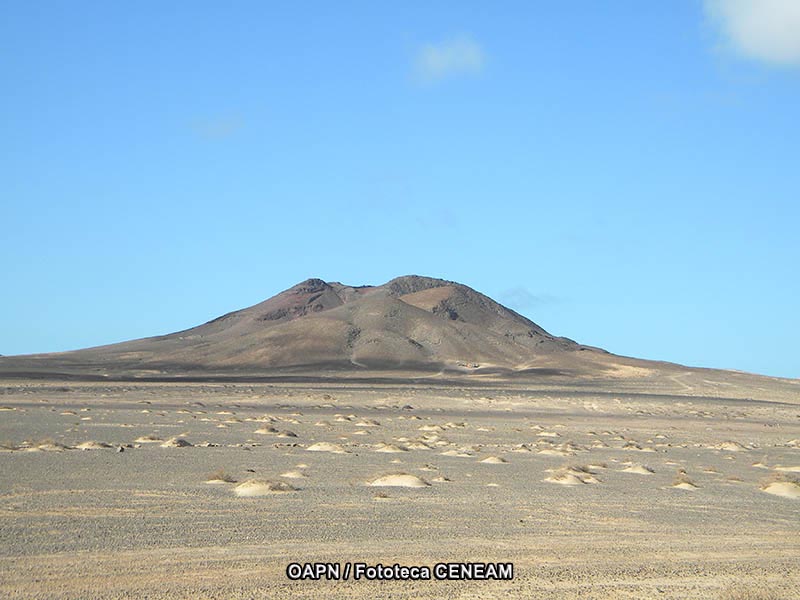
[
  {"left": 139, "top": 274, "right": 589, "bottom": 371},
  {"left": 0, "top": 275, "right": 602, "bottom": 376}
]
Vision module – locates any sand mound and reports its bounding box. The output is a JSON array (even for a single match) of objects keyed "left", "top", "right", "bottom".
[
  {"left": 672, "top": 472, "right": 699, "bottom": 490},
  {"left": 479, "top": 456, "right": 508, "bottom": 464},
  {"left": 567, "top": 466, "right": 601, "bottom": 482},
  {"left": 510, "top": 444, "right": 533, "bottom": 453},
  {"left": 714, "top": 441, "right": 748, "bottom": 452},
  {"left": 545, "top": 466, "right": 599, "bottom": 485},
  {"left": 234, "top": 479, "right": 297, "bottom": 496},
  {"left": 276, "top": 430, "right": 298, "bottom": 438},
  {"left": 254, "top": 426, "right": 279, "bottom": 434},
  {"left": 545, "top": 472, "right": 586, "bottom": 485},
  {"left": 440, "top": 449, "right": 472, "bottom": 457},
  {"left": 622, "top": 464, "right": 655, "bottom": 475},
  {"left": 76, "top": 441, "right": 112, "bottom": 450},
  {"left": 406, "top": 441, "right": 432, "bottom": 450},
  {"left": 419, "top": 425, "right": 444, "bottom": 432},
  {"left": 374, "top": 443, "right": 408, "bottom": 453},
  {"left": 773, "top": 465, "right": 800, "bottom": 472},
  {"left": 622, "top": 441, "right": 656, "bottom": 452},
  {"left": 672, "top": 481, "right": 698, "bottom": 490},
  {"left": 368, "top": 473, "right": 431, "bottom": 488},
  {"left": 30, "top": 441, "right": 69, "bottom": 452},
  {"left": 561, "top": 442, "right": 588, "bottom": 453},
  {"left": 306, "top": 442, "right": 347, "bottom": 453},
  {"left": 355, "top": 419, "right": 381, "bottom": 427},
  {"left": 280, "top": 470, "right": 308, "bottom": 479},
  {"left": 135, "top": 435, "right": 162, "bottom": 443},
  {"left": 761, "top": 481, "right": 800, "bottom": 499},
  {"left": 250, "top": 415, "right": 276, "bottom": 422},
  {"left": 206, "top": 469, "right": 237, "bottom": 484},
  {"left": 537, "top": 448, "right": 572, "bottom": 457},
  {"left": 160, "top": 437, "right": 192, "bottom": 448}
]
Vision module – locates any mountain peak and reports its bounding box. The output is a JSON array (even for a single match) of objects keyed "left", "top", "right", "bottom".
[
  {"left": 288, "top": 278, "right": 331, "bottom": 294},
  {"left": 384, "top": 274, "right": 455, "bottom": 296}
]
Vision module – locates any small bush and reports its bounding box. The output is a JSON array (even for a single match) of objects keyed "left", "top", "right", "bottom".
[{"left": 206, "top": 469, "right": 236, "bottom": 483}]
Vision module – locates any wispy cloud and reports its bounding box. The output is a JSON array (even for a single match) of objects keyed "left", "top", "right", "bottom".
[
  {"left": 704, "top": 0, "right": 800, "bottom": 66},
  {"left": 499, "top": 287, "right": 561, "bottom": 312},
  {"left": 415, "top": 35, "right": 485, "bottom": 81}
]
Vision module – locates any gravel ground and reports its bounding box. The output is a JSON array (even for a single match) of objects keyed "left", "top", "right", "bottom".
[{"left": 1, "top": 380, "right": 798, "bottom": 599}]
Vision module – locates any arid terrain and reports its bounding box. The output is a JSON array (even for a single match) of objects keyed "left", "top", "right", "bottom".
[{"left": 1, "top": 277, "right": 798, "bottom": 598}]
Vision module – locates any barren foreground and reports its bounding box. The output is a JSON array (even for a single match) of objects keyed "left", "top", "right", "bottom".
[{"left": 1, "top": 377, "right": 798, "bottom": 599}]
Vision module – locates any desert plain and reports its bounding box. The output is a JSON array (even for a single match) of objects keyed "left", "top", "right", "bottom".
[
  {"left": 2, "top": 277, "right": 799, "bottom": 598},
  {"left": 1, "top": 372, "right": 799, "bottom": 599}
]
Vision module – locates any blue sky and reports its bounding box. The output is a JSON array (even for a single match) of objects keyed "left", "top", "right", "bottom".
[{"left": 2, "top": 2, "right": 799, "bottom": 378}]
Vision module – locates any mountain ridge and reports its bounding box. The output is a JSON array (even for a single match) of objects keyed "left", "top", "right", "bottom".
[
  {"left": 1, "top": 276, "right": 797, "bottom": 400},
  {"left": 0, "top": 275, "right": 596, "bottom": 373}
]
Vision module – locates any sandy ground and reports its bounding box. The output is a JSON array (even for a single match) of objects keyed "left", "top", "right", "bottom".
[{"left": 1, "top": 378, "right": 799, "bottom": 599}]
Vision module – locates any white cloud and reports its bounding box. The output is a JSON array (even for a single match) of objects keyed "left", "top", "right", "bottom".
[
  {"left": 705, "top": 0, "right": 800, "bottom": 66},
  {"left": 415, "top": 35, "right": 485, "bottom": 81}
]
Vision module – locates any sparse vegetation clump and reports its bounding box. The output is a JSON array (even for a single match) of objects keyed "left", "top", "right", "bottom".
[
  {"left": 544, "top": 465, "right": 601, "bottom": 485},
  {"left": 21, "top": 438, "right": 70, "bottom": 451},
  {"left": 160, "top": 437, "right": 192, "bottom": 448},
  {"left": 671, "top": 470, "right": 699, "bottom": 490},
  {"left": 234, "top": 479, "right": 297, "bottom": 496},
  {"left": 205, "top": 469, "right": 237, "bottom": 483}
]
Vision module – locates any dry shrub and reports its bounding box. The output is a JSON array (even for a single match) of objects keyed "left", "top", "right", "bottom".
[
  {"left": 672, "top": 470, "right": 697, "bottom": 487},
  {"left": 206, "top": 469, "right": 237, "bottom": 483}
]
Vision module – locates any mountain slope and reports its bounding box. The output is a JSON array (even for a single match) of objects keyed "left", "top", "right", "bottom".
[
  {"left": 0, "top": 275, "right": 599, "bottom": 374},
  {"left": 0, "top": 275, "right": 800, "bottom": 403},
  {"left": 2, "top": 275, "right": 797, "bottom": 401}
]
